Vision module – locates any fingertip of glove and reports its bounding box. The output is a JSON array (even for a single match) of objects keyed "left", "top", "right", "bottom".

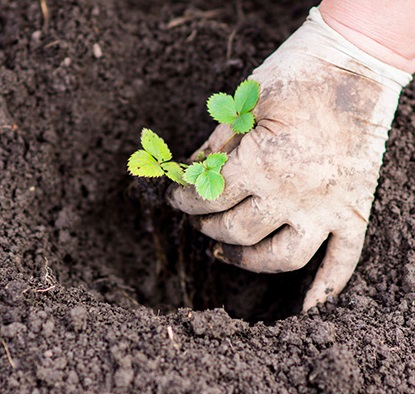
[
  {"left": 213, "top": 243, "right": 228, "bottom": 263},
  {"left": 302, "top": 291, "right": 322, "bottom": 312},
  {"left": 213, "top": 243, "right": 243, "bottom": 267}
]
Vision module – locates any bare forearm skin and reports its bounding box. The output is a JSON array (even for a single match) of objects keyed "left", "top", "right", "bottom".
[{"left": 319, "top": 0, "right": 415, "bottom": 73}]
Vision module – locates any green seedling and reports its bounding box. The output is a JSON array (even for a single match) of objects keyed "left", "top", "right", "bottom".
[
  {"left": 207, "top": 79, "right": 260, "bottom": 134},
  {"left": 127, "top": 128, "right": 187, "bottom": 185},
  {"left": 128, "top": 80, "right": 260, "bottom": 201},
  {"left": 183, "top": 153, "right": 228, "bottom": 201},
  {"left": 127, "top": 128, "right": 227, "bottom": 201}
]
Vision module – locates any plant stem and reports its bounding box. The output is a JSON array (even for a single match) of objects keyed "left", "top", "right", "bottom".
[{"left": 217, "top": 133, "right": 237, "bottom": 153}]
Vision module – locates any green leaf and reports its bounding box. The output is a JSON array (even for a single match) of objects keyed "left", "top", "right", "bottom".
[
  {"left": 128, "top": 150, "right": 164, "bottom": 177},
  {"left": 234, "top": 80, "right": 260, "bottom": 114},
  {"left": 161, "top": 161, "right": 187, "bottom": 185},
  {"left": 184, "top": 154, "right": 228, "bottom": 199},
  {"left": 141, "top": 128, "right": 172, "bottom": 163},
  {"left": 205, "top": 153, "right": 228, "bottom": 172},
  {"left": 183, "top": 162, "right": 205, "bottom": 185},
  {"left": 207, "top": 93, "right": 237, "bottom": 124},
  {"left": 232, "top": 112, "right": 255, "bottom": 134},
  {"left": 195, "top": 170, "right": 225, "bottom": 201}
]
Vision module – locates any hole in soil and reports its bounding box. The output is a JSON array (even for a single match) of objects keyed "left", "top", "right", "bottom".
[{"left": 78, "top": 176, "right": 325, "bottom": 325}]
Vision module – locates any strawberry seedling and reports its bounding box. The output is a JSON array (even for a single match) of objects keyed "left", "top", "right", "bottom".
[
  {"left": 207, "top": 79, "right": 260, "bottom": 134},
  {"left": 128, "top": 128, "right": 187, "bottom": 185},
  {"left": 127, "top": 80, "right": 260, "bottom": 201},
  {"left": 183, "top": 153, "right": 228, "bottom": 201}
]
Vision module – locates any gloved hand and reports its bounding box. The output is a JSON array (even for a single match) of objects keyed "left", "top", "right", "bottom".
[{"left": 169, "top": 8, "right": 412, "bottom": 310}]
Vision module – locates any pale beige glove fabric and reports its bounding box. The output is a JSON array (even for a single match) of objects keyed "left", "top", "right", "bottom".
[{"left": 169, "top": 8, "right": 412, "bottom": 310}]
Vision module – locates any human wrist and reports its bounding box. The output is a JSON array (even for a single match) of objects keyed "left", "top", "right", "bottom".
[
  {"left": 319, "top": 0, "right": 415, "bottom": 74},
  {"left": 292, "top": 8, "right": 412, "bottom": 92}
]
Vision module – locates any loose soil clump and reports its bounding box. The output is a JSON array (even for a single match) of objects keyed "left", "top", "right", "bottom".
[{"left": 1, "top": 0, "right": 415, "bottom": 393}]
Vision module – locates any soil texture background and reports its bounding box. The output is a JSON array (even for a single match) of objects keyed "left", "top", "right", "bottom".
[{"left": 1, "top": 0, "right": 415, "bottom": 393}]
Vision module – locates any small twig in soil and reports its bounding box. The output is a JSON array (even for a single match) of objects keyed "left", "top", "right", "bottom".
[
  {"left": 33, "top": 284, "right": 57, "bottom": 293},
  {"left": 39, "top": 0, "right": 50, "bottom": 25},
  {"left": 167, "top": 15, "right": 193, "bottom": 29},
  {"left": 42, "top": 257, "right": 57, "bottom": 286},
  {"left": 167, "top": 8, "right": 223, "bottom": 29},
  {"left": 167, "top": 326, "right": 180, "bottom": 350},
  {"left": 186, "top": 30, "right": 197, "bottom": 43},
  {"left": 226, "top": 0, "right": 245, "bottom": 61},
  {"left": 22, "top": 284, "right": 57, "bottom": 294},
  {"left": 44, "top": 40, "right": 61, "bottom": 49},
  {"left": 22, "top": 257, "right": 57, "bottom": 294},
  {"left": 1, "top": 338, "right": 16, "bottom": 369},
  {"left": 0, "top": 124, "right": 17, "bottom": 132}
]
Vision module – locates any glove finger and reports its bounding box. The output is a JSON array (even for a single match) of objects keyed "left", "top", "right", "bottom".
[
  {"left": 213, "top": 224, "right": 329, "bottom": 273},
  {"left": 167, "top": 136, "right": 252, "bottom": 215},
  {"left": 169, "top": 123, "right": 280, "bottom": 215},
  {"left": 189, "top": 123, "right": 242, "bottom": 161},
  {"left": 168, "top": 153, "right": 250, "bottom": 214},
  {"left": 302, "top": 220, "right": 367, "bottom": 311},
  {"left": 191, "top": 196, "right": 285, "bottom": 246}
]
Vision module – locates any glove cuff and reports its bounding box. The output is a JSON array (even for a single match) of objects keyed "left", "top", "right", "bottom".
[{"left": 305, "top": 7, "right": 413, "bottom": 92}]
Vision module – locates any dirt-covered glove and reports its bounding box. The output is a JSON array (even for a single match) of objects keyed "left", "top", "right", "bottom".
[{"left": 169, "top": 7, "right": 412, "bottom": 310}]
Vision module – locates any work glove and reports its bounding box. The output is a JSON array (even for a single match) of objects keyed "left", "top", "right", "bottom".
[{"left": 169, "top": 8, "right": 412, "bottom": 310}]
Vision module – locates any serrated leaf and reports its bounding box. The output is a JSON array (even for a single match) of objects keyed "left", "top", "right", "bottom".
[
  {"left": 207, "top": 93, "right": 237, "bottom": 124},
  {"left": 231, "top": 112, "right": 255, "bottom": 134},
  {"left": 205, "top": 153, "right": 228, "bottom": 172},
  {"left": 195, "top": 170, "right": 225, "bottom": 201},
  {"left": 161, "top": 161, "right": 187, "bottom": 185},
  {"left": 141, "top": 128, "right": 172, "bottom": 163},
  {"left": 183, "top": 162, "right": 205, "bottom": 185},
  {"left": 128, "top": 150, "right": 165, "bottom": 177},
  {"left": 234, "top": 80, "right": 260, "bottom": 114}
]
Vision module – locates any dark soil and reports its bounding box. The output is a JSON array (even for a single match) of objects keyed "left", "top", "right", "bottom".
[{"left": 1, "top": 0, "right": 415, "bottom": 393}]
